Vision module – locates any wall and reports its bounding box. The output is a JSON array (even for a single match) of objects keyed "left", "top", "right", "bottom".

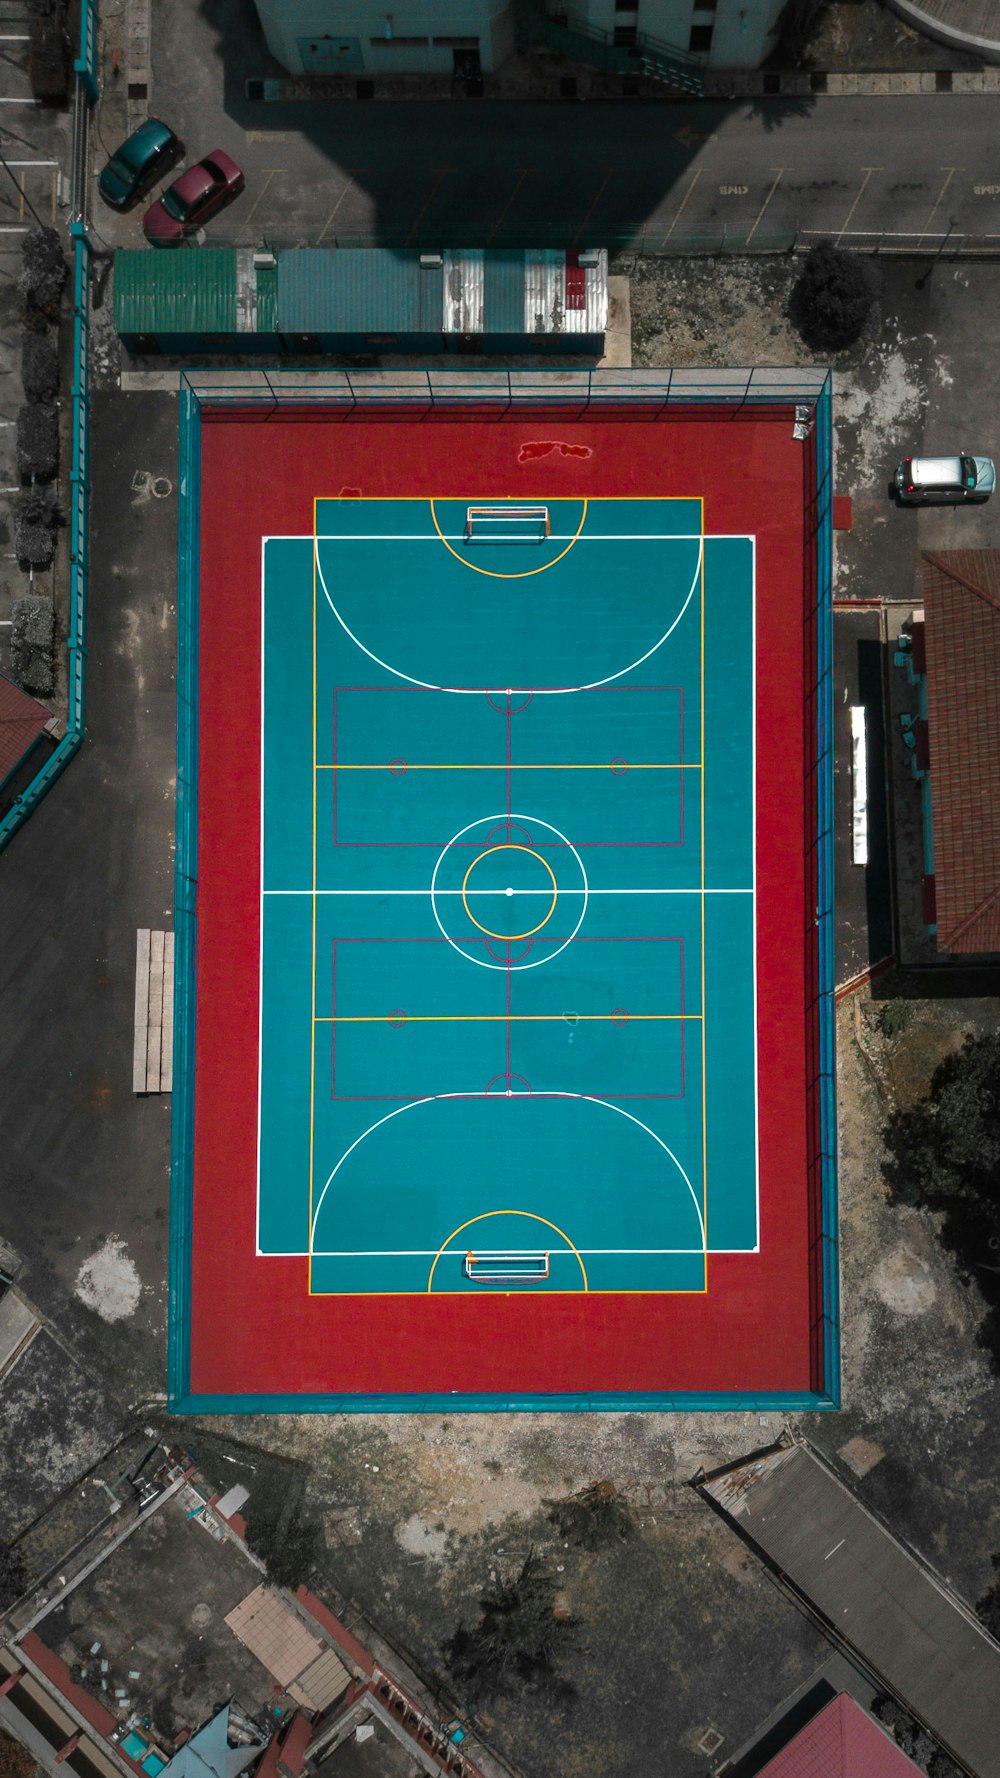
[
  {"left": 550, "top": 0, "right": 783, "bottom": 69},
  {"left": 251, "top": 0, "right": 515, "bottom": 73}
]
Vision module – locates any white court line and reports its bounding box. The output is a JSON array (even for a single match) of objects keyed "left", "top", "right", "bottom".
[
  {"left": 268, "top": 532, "right": 754, "bottom": 543},
  {"left": 261, "top": 1246, "right": 760, "bottom": 1257},
  {"left": 313, "top": 532, "right": 703, "bottom": 697},
  {"left": 309, "top": 1090, "right": 706, "bottom": 1251}
]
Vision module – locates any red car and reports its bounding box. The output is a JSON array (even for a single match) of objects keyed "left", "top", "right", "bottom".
[{"left": 143, "top": 149, "right": 244, "bottom": 244}]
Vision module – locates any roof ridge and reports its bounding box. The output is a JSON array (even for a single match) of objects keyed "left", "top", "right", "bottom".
[
  {"left": 924, "top": 550, "right": 1000, "bottom": 615},
  {"left": 943, "top": 878, "right": 1000, "bottom": 949}
]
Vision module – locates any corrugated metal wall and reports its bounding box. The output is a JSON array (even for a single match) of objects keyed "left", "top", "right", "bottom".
[
  {"left": 278, "top": 249, "right": 443, "bottom": 335},
  {"left": 114, "top": 250, "right": 237, "bottom": 337}
]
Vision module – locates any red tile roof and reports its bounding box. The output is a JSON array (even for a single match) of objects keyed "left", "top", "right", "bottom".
[
  {"left": 922, "top": 551, "right": 1000, "bottom": 951},
  {"left": 0, "top": 672, "right": 49, "bottom": 787},
  {"left": 756, "top": 1695, "right": 923, "bottom": 1778}
]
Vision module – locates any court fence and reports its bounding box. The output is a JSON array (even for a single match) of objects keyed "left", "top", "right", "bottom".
[
  {"left": 179, "top": 363, "right": 831, "bottom": 413},
  {"left": 0, "top": 10, "right": 96, "bottom": 853},
  {"left": 202, "top": 225, "right": 1000, "bottom": 260},
  {"left": 171, "top": 369, "right": 840, "bottom": 1412}
]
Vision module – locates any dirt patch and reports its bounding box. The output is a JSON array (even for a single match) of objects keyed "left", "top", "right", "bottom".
[{"left": 74, "top": 1238, "right": 142, "bottom": 1323}]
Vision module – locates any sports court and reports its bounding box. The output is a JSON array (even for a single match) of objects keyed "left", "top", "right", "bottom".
[{"left": 171, "top": 372, "right": 837, "bottom": 1411}]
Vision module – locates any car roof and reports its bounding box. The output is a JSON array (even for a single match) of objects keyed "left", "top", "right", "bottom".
[{"left": 910, "top": 456, "right": 964, "bottom": 483}]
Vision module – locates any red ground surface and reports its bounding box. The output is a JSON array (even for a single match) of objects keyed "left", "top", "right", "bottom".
[{"left": 188, "top": 409, "right": 817, "bottom": 1400}]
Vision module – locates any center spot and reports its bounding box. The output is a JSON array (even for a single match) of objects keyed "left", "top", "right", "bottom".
[{"left": 506, "top": 886, "right": 514, "bottom": 897}]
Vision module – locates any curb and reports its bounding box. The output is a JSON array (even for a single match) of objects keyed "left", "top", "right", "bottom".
[{"left": 244, "top": 66, "right": 1000, "bottom": 104}]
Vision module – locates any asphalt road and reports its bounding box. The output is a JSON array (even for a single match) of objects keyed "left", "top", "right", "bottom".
[{"left": 131, "top": 6, "right": 1000, "bottom": 256}]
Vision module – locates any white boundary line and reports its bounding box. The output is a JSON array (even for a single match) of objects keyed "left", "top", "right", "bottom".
[
  {"left": 307, "top": 1091, "right": 707, "bottom": 1255},
  {"left": 263, "top": 886, "right": 754, "bottom": 896},
  {"left": 312, "top": 529, "right": 705, "bottom": 697},
  {"left": 256, "top": 518, "right": 760, "bottom": 1271}
]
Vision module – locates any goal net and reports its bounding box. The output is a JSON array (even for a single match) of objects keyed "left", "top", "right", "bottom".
[{"left": 465, "top": 505, "right": 551, "bottom": 544}]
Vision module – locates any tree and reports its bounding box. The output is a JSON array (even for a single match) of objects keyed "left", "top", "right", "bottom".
[
  {"left": 18, "top": 226, "right": 67, "bottom": 317},
  {"left": 15, "top": 487, "right": 62, "bottom": 570},
  {"left": 244, "top": 1494, "right": 320, "bottom": 1589},
  {"left": 16, "top": 402, "right": 59, "bottom": 482},
  {"left": 789, "top": 240, "right": 881, "bottom": 350},
  {"left": 772, "top": 0, "right": 829, "bottom": 67},
  {"left": 22, "top": 332, "right": 59, "bottom": 403},
  {"left": 546, "top": 1480, "right": 636, "bottom": 1550},
  {"left": 882, "top": 1034, "right": 1000, "bottom": 1310},
  {"left": 11, "top": 594, "right": 55, "bottom": 696},
  {"left": 446, "top": 1550, "right": 576, "bottom": 1705}
]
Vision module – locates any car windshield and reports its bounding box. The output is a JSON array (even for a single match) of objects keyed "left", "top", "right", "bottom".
[
  {"left": 961, "top": 456, "right": 978, "bottom": 486},
  {"left": 161, "top": 186, "right": 192, "bottom": 221}
]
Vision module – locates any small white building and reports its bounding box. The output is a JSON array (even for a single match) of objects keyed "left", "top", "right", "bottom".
[{"left": 251, "top": 0, "right": 784, "bottom": 77}]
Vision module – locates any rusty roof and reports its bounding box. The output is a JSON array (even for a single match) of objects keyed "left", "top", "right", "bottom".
[{"left": 922, "top": 551, "right": 1000, "bottom": 952}]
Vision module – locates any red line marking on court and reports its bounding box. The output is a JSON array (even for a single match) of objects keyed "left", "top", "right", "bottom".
[
  {"left": 485, "top": 1072, "right": 532, "bottom": 1095},
  {"left": 331, "top": 942, "right": 337, "bottom": 1099},
  {"left": 610, "top": 758, "right": 628, "bottom": 775},
  {"left": 611, "top": 1008, "right": 629, "bottom": 1026},
  {"left": 388, "top": 1009, "right": 406, "bottom": 1027},
  {"left": 506, "top": 694, "right": 512, "bottom": 842},
  {"left": 389, "top": 758, "right": 407, "bottom": 776},
  {"left": 332, "top": 690, "right": 337, "bottom": 847}
]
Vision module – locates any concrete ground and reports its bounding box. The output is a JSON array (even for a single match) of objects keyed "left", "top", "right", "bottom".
[{"left": 36, "top": 1489, "right": 277, "bottom": 1744}]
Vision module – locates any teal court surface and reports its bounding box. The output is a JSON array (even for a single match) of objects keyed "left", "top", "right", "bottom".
[
  {"left": 259, "top": 496, "right": 756, "bottom": 1300},
  {"left": 172, "top": 390, "right": 836, "bottom": 1411}
]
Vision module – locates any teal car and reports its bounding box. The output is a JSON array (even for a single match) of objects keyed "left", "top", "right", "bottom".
[{"left": 98, "top": 118, "right": 183, "bottom": 211}]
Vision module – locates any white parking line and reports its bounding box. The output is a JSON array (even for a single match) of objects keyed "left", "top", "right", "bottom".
[
  {"left": 660, "top": 169, "right": 702, "bottom": 248},
  {"left": 919, "top": 167, "right": 959, "bottom": 245},
  {"left": 837, "top": 167, "right": 881, "bottom": 243},
  {"left": 746, "top": 167, "right": 785, "bottom": 244}
]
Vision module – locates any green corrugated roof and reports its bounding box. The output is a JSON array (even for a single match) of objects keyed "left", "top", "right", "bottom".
[
  {"left": 114, "top": 249, "right": 238, "bottom": 335},
  {"left": 277, "top": 250, "right": 442, "bottom": 334}
]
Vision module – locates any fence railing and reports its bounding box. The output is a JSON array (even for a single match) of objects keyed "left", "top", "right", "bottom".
[
  {"left": 180, "top": 364, "right": 831, "bottom": 412},
  {"left": 0, "top": 22, "right": 95, "bottom": 853}
]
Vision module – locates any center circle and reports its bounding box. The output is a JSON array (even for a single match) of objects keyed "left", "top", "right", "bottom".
[
  {"left": 461, "top": 845, "right": 558, "bottom": 941},
  {"left": 430, "top": 814, "right": 589, "bottom": 973}
]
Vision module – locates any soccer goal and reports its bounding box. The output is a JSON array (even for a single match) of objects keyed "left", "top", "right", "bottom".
[
  {"left": 464, "top": 1250, "right": 551, "bottom": 1284},
  {"left": 465, "top": 505, "right": 551, "bottom": 544}
]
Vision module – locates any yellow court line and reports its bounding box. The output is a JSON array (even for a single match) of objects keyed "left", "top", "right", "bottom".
[
  {"left": 427, "top": 1210, "right": 588, "bottom": 1293},
  {"left": 429, "top": 496, "right": 588, "bottom": 580},
  {"left": 461, "top": 843, "right": 557, "bottom": 941},
  {"left": 316, "top": 762, "right": 701, "bottom": 771},
  {"left": 317, "top": 1013, "right": 699, "bottom": 1023}
]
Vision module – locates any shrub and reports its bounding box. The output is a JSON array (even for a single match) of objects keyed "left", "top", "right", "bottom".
[
  {"left": 16, "top": 402, "right": 58, "bottom": 482},
  {"left": 14, "top": 488, "right": 63, "bottom": 570},
  {"left": 790, "top": 240, "right": 882, "bottom": 350},
  {"left": 772, "top": 0, "right": 829, "bottom": 66},
  {"left": 18, "top": 226, "right": 67, "bottom": 316},
  {"left": 22, "top": 332, "right": 59, "bottom": 403},
  {"left": 446, "top": 1550, "right": 576, "bottom": 1705},
  {"left": 546, "top": 1480, "right": 636, "bottom": 1550},
  {"left": 11, "top": 594, "right": 55, "bottom": 697}
]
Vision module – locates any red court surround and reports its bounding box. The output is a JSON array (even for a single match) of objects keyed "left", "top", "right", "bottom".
[{"left": 189, "top": 411, "right": 816, "bottom": 1400}]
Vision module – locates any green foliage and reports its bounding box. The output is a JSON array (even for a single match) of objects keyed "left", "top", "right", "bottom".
[
  {"left": 0, "top": 1543, "right": 26, "bottom": 1612},
  {"left": 876, "top": 1000, "right": 910, "bottom": 1041},
  {"left": 883, "top": 1033, "right": 1000, "bottom": 1353},
  {"left": 546, "top": 1481, "right": 636, "bottom": 1550},
  {"left": 789, "top": 241, "right": 882, "bottom": 350},
  {"left": 15, "top": 487, "right": 62, "bottom": 570},
  {"left": 18, "top": 227, "right": 67, "bottom": 317},
  {"left": 22, "top": 333, "right": 59, "bottom": 404},
  {"left": 446, "top": 1550, "right": 576, "bottom": 1705},
  {"left": 11, "top": 594, "right": 54, "bottom": 696},
  {"left": 244, "top": 1494, "right": 321, "bottom": 1589},
  {"left": 870, "top": 1696, "right": 942, "bottom": 1773},
  {"left": 772, "top": 0, "right": 829, "bottom": 67},
  {"left": 16, "top": 402, "right": 58, "bottom": 482}
]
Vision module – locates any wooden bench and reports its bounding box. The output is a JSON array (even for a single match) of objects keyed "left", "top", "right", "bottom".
[{"left": 133, "top": 929, "right": 174, "bottom": 1093}]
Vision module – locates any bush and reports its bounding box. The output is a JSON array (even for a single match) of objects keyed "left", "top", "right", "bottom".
[
  {"left": 790, "top": 240, "right": 882, "bottom": 350},
  {"left": 11, "top": 594, "right": 55, "bottom": 697},
  {"left": 18, "top": 226, "right": 67, "bottom": 316},
  {"left": 16, "top": 402, "right": 58, "bottom": 482},
  {"left": 14, "top": 488, "right": 63, "bottom": 570},
  {"left": 546, "top": 1480, "right": 636, "bottom": 1550},
  {"left": 772, "top": 0, "right": 829, "bottom": 66},
  {"left": 22, "top": 332, "right": 59, "bottom": 403},
  {"left": 0, "top": 1543, "right": 27, "bottom": 1611},
  {"left": 446, "top": 1550, "right": 576, "bottom": 1705}
]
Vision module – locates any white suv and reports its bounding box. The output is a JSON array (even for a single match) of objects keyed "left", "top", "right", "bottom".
[{"left": 895, "top": 453, "right": 996, "bottom": 504}]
